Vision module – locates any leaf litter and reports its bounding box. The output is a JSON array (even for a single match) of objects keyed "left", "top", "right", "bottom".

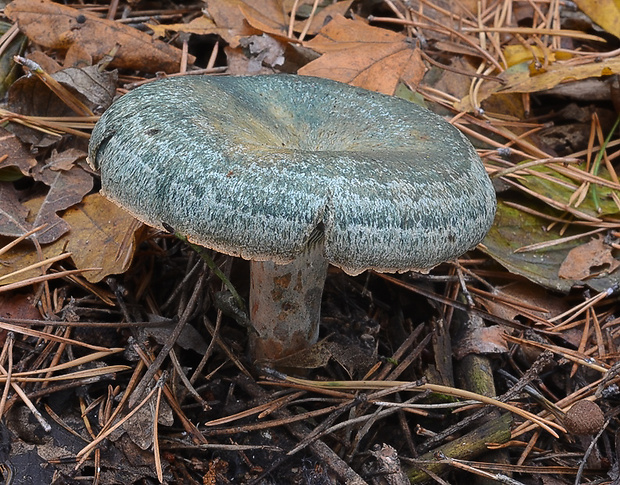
[{"left": 0, "top": 0, "right": 619, "bottom": 483}]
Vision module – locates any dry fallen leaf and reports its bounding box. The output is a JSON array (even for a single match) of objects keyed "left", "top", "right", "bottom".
[
  {"left": 237, "top": 1, "right": 296, "bottom": 40},
  {"left": 291, "top": 0, "right": 354, "bottom": 37},
  {"left": 0, "top": 127, "right": 37, "bottom": 177},
  {"left": 203, "top": 0, "right": 264, "bottom": 47},
  {"left": 457, "top": 57, "right": 620, "bottom": 111},
  {"left": 9, "top": 72, "right": 75, "bottom": 119},
  {"left": 7, "top": 60, "right": 117, "bottom": 120},
  {"left": 51, "top": 65, "right": 118, "bottom": 114},
  {"left": 202, "top": 0, "right": 353, "bottom": 47},
  {"left": 64, "top": 194, "right": 144, "bottom": 283},
  {"left": 0, "top": 293, "right": 40, "bottom": 321},
  {"left": 299, "top": 15, "right": 426, "bottom": 95},
  {"left": 558, "top": 237, "right": 620, "bottom": 280},
  {"left": 0, "top": 233, "right": 67, "bottom": 286},
  {"left": 5, "top": 0, "right": 190, "bottom": 73},
  {"left": 28, "top": 165, "right": 94, "bottom": 244},
  {"left": 45, "top": 148, "right": 87, "bottom": 172},
  {"left": 573, "top": 0, "right": 620, "bottom": 38},
  {"left": 147, "top": 15, "right": 222, "bottom": 39},
  {"left": 0, "top": 193, "right": 144, "bottom": 285},
  {"left": 478, "top": 281, "right": 570, "bottom": 322},
  {"left": 274, "top": 340, "right": 375, "bottom": 376},
  {"left": 502, "top": 45, "right": 557, "bottom": 68},
  {"left": 238, "top": 34, "right": 285, "bottom": 72},
  {"left": 0, "top": 183, "right": 29, "bottom": 238},
  {"left": 240, "top": 0, "right": 354, "bottom": 39}
]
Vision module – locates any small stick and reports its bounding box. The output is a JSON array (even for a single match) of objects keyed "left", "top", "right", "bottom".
[
  {"left": 153, "top": 382, "right": 164, "bottom": 483},
  {"left": 0, "top": 362, "right": 51, "bottom": 432},
  {"left": 77, "top": 373, "right": 166, "bottom": 461},
  {"left": 0, "top": 333, "right": 14, "bottom": 418},
  {"left": 14, "top": 56, "right": 94, "bottom": 117}
]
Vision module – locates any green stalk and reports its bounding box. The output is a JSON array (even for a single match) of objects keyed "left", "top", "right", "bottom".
[{"left": 590, "top": 114, "right": 620, "bottom": 213}]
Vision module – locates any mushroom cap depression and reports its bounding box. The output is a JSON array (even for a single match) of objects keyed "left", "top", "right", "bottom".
[{"left": 88, "top": 75, "right": 496, "bottom": 275}]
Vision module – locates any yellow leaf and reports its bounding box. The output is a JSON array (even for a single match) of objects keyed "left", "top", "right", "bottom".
[
  {"left": 502, "top": 45, "right": 557, "bottom": 68},
  {"left": 573, "top": 0, "right": 620, "bottom": 38},
  {"left": 457, "top": 56, "right": 620, "bottom": 112}
]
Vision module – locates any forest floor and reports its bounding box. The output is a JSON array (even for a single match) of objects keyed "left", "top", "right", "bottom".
[{"left": 0, "top": 0, "right": 619, "bottom": 483}]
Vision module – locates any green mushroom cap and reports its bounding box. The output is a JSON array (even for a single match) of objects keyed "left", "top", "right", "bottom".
[{"left": 89, "top": 74, "right": 496, "bottom": 275}]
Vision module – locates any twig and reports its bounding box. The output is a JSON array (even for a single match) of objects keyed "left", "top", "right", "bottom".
[
  {"left": 0, "top": 362, "right": 51, "bottom": 432},
  {"left": 77, "top": 372, "right": 167, "bottom": 461},
  {"left": 128, "top": 272, "right": 205, "bottom": 408}
]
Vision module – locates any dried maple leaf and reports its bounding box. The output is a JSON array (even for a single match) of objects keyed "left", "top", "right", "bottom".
[
  {"left": 299, "top": 15, "right": 426, "bottom": 95},
  {"left": 5, "top": 0, "right": 190, "bottom": 73}
]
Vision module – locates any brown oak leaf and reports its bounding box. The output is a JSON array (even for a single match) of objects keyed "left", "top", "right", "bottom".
[{"left": 5, "top": 0, "right": 191, "bottom": 73}]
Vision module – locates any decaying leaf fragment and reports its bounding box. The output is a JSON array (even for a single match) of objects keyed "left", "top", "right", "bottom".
[
  {"left": 238, "top": 34, "right": 285, "bottom": 73},
  {"left": 5, "top": 0, "right": 190, "bottom": 73},
  {"left": 453, "top": 325, "right": 509, "bottom": 360},
  {"left": 558, "top": 237, "right": 620, "bottom": 280},
  {"left": 45, "top": 148, "right": 87, "bottom": 171},
  {"left": 299, "top": 15, "right": 425, "bottom": 95}
]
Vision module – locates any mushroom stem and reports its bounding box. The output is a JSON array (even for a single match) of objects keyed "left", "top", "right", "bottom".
[{"left": 249, "top": 242, "right": 328, "bottom": 361}]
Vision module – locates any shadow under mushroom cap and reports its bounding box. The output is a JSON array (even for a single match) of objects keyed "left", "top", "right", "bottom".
[{"left": 89, "top": 74, "right": 496, "bottom": 275}]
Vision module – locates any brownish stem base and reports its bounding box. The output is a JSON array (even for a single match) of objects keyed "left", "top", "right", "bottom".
[{"left": 249, "top": 244, "right": 328, "bottom": 362}]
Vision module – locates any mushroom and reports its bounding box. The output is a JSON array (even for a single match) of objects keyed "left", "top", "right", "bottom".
[
  {"left": 88, "top": 75, "right": 496, "bottom": 362},
  {"left": 563, "top": 399, "right": 605, "bottom": 436}
]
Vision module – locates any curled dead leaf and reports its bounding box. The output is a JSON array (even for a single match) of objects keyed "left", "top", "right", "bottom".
[{"left": 45, "top": 148, "right": 87, "bottom": 172}]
